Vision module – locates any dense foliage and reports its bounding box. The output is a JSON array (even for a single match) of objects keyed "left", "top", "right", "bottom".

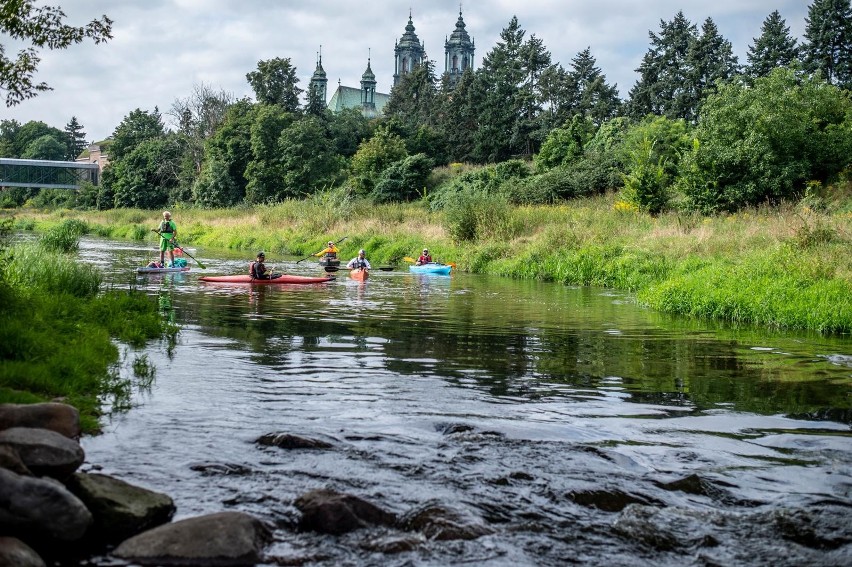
[{"left": 2, "top": 2, "right": 851, "bottom": 216}]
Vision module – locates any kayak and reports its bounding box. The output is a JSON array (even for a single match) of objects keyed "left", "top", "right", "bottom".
[
  {"left": 350, "top": 268, "right": 369, "bottom": 281},
  {"left": 200, "top": 274, "right": 334, "bottom": 284},
  {"left": 409, "top": 263, "right": 452, "bottom": 275},
  {"left": 137, "top": 266, "right": 190, "bottom": 274},
  {"left": 319, "top": 257, "right": 340, "bottom": 268}
]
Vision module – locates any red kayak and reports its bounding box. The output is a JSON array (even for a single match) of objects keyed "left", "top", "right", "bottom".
[
  {"left": 199, "top": 274, "right": 334, "bottom": 284},
  {"left": 350, "top": 268, "right": 369, "bottom": 281}
]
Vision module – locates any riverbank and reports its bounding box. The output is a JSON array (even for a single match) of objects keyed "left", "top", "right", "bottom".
[
  {"left": 4, "top": 192, "right": 852, "bottom": 332},
  {"left": 0, "top": 220, "right": 171, "bottom": 432}
]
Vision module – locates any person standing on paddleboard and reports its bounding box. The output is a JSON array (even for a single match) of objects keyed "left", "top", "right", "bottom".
[{"left": 155, "top": 211, "right": 178, "bottom": 267}]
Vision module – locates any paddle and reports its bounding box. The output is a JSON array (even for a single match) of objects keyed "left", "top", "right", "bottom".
[
  {"left": 297, "top": 236, "right": 347, "bottom": 264},
  {"left": 152, "top": 229, "right": 206, "bottom": 269}
]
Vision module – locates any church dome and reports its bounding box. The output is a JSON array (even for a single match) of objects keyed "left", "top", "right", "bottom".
[
  {"left": 446, "top": 10, "right": 473, "bottom": 48},
  {"left": 397, "top": 15, "right": 423, "bottom": 51}
]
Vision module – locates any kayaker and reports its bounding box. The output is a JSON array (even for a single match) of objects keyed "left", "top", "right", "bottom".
[
  {"left": 416, "top": 248, "right": 432, "bottom": 265},
  {"left": 346, "top": 249, "right": 371, "bottom": 270},
  {"left": 314, "top": 241, "right": 339, "bottom": 261},
  {"left": 154, "top": 211, "right": 178, "bottom": 267},
  {"left": 249, "top": 252, "right": 274, "bottom": 280}
]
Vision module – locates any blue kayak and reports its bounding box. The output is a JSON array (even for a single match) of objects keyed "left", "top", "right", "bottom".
[{"left": 409, "top": 263, "right": 452, "bottom": 275}]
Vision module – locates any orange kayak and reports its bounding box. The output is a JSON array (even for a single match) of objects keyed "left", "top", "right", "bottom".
[{"left": 349, "top": 268, "right": 369, "bottom": 281}]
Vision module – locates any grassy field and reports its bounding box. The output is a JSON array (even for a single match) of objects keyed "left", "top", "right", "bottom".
[{"left": 6, "top": 191, "right": 852, "bottom": 333}]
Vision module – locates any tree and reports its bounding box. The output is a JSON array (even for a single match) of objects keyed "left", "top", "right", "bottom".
[
  {"left": 534, "top": 115, "right": 597, "bottom": 172},
  {"left": 198, "top": 97, "right": 256, "bottom": 205},
  {"left": 628, "top": 12, "right": 697, "bottom": 120},
  {"left": 110, "top": 108, "right": 166, "bottom": 160},
  {"left": 21, "top": 133, "right": 65, "bottom": 160},
  {"left": 326, "top": 107, "right": 371, "bottom": 158},
  {"left": 169, "top": 83, "right": 234, "bottom": 176},
  {"left": 802, "top": 0, "right": 852, "bottom": 88},
  {"left": 372, "top": 153, "right": 434, "bottom": 203},
  {"left": 567, "top": 47, "right": 621, "bottom": 125},
  {"left": 349, "top": 126, "right": 408, "bottom": 195},
  {"left": 684, "top": 18, "right": 739, "bottom": 122},
  {"left": 1, "top": 2, "right": 112, "bottom": 106},
  {"left": 244, "top": 104, "right": 294, "bottom": 204},
  {"left": 110, "top": 135, "right": 183, "bottom": 209},
  {"left": 746, "top": 11, "right": 800, "bottom": 79},
  {"left": 678, "top": 68, "right": 852, "bottom": 213},
  {"left": 0, "top": 119, "right": 20, "bottom": 155},
  {"left": 277, "top": 116, "right": 342, "bottom": 198},
  {"left": 246, "top": 57, "right": 302, "bottom": 112},
  {"left": 64, "top": 116, "right": 86, "bottom": 160},
  {"left": 13, "top": 120, "right": 64, "bottom": 156},
  {"left": 437, "top": 68, "right": 478, "bottom": 163}
]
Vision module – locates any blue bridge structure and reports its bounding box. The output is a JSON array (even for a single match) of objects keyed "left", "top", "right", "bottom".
[{"left": 0, "top": 158, "right": 99, "bottom": 190}]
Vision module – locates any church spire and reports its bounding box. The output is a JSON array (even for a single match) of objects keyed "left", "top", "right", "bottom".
[{"left": 444, "top": 6, "right": 474, "bottom": 87}]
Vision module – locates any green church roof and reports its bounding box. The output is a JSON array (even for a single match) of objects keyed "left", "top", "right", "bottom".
[{"left": 327, "top": 85, "right": 390, "bottom": 118}]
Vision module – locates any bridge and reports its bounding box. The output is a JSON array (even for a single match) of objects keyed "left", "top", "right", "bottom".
[{"left": 0, "top": 158, "right": 100, "bottom": 189}]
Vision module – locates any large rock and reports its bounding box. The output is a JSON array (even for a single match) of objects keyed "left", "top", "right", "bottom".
[
  {"left": 0, "top": 427, "right": 84, "bottom": 479},
  {"left": 112, "top": 511, "right": 271, "bottom": 566},
  {"left": 294, "top": 489, "right": 396, "bottom": 535},
  {"left": 255, "top": 433, "right": 333, "bottom": 449},
  {"left": 64, "top": 472, "right": 176, "bottom": 543},
  {"left": 0, "top": 536, "right": 46, "bottom": 567},
  {"left": 0, "top": 444, "right": 31, "bottom": 476},
  {"left": 0, "top": 467, "right": 92, "bottom": 542},
  {"left": 0, "top": 403, "right": 81, "bottom": 439},
  {"left": 400, "top": 502, "right": 493, "bottom": 541}
]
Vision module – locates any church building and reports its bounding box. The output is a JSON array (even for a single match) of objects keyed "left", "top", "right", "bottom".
[{"left": 310, "top": 10, "right": 475, "bottom": 118}]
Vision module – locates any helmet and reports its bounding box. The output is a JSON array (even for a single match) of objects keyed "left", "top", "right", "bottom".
[
  {"left": 328, "top": 241, "right": 334, "bottom": 246},
  {"left": 358, "top": 249, "right": 366, "bottom": 254},
  {"left": 257, "top": 251, "right": 265, "bottom": 258}
]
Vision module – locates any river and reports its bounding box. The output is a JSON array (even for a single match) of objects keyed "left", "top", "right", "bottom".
[{"left": 78, "top": 236, "right": 851, "bottom": 566}]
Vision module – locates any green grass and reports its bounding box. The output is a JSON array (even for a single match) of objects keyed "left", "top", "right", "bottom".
[{"left": 0, "top": 233, "right": 171, "bottom": 433}]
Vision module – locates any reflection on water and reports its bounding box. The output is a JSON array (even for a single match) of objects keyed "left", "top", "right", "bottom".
[{"left": 78, "top": 236, "right": 851, "bottom": 566}]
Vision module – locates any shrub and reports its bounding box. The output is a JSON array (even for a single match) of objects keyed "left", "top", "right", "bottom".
[
  {"left": 372, "top": 153, "right": 434, "bottom": 203},
  {"left": 39, "top": 219, "right": 88, "bottom": 252}
]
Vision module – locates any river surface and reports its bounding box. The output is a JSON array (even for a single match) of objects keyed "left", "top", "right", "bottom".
[{"left": 77, "top": 236, "right": 851, "bottom": 566}]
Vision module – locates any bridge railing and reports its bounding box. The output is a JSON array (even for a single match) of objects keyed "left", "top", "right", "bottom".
[{"left": 0, "top": 158, "right": 100, "bottom": 189}]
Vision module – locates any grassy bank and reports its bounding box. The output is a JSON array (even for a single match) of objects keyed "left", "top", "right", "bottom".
[
  {"left": 0, "top": 220, "right": 172, "bottom": 432},
  {"left": 6, "top": 192, "right": 852, "bottom": 333}
]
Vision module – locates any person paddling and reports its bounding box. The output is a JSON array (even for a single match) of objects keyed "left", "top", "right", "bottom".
[
  {"left": 154, "top": 211, "right": 178, "bottom": 267},
  {"left": 416, "top": 248, "right": 432, "bottom": 265},
  {"left": 346, "top": 249, "right": 371, "bottom": 270},
  {"left": 315, "top": 241, "right": 339, "bottom": 261},
  {"left": 249, "top": 252, "right": 274, "bottom": 280}
]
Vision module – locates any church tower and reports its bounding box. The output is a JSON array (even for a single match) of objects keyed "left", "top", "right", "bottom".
[
  {"left": 360, "top": 54, "right": 377, "bottom": 114},
  {"left": 444, "top": 8, "right": 475, "bottom": 87},
  {"left": 393, "top": 13, "right": 425, "bottom": 86},
  {"left": 309, "top": 48, "right": 328, "bottom": 106}
]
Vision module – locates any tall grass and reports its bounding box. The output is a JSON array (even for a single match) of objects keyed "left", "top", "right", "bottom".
[{"left": 0, "top": 231, "right": 169, "bottom": 432}]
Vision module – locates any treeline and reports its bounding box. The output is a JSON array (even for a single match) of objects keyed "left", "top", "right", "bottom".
[{"left": 2, "top": 2, "right": 851, "bottom": 217}]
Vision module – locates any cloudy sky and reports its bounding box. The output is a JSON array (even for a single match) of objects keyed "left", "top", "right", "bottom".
[{"left": 4, "top": 0, "right": 810, "bottom": 143}]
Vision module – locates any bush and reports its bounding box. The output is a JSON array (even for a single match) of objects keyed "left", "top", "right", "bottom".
[
  {"left": 679, "top": 68, "right": 852, "bottom": 213},
  {"left": 372, "top": 153, "right": 434, "bottom": 203}
]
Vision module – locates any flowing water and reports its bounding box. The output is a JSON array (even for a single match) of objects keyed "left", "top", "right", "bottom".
[{"left": 78, "top": 237, "right": 851, "bottom": 566}]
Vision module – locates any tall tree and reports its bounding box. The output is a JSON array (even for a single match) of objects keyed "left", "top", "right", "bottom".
[
  {"left": 64, "top": 116, "right": 87, "bottom": 160},
  {"left": 802, "top": 0, "right": 852, "bottom": 88},
  {"left": 13, "top": 120, "right": 63, "bottom": 156},
  {"left": 277, "top": 116, "right": 342, "bottom": 197},
  {"left": 684, "top": 18, "right": 739, "bottom": 121},
  {"left": 243, "top": 104, "right": 294, "bottom": 204},
  {"left": 0, "top": 2, "right": 112, "bottom": 106},
  {"left": 746, "top": 11, "right": 800, "bottom": 79},
  {"left": 628, "top": 12, "right": 697, "bottom": 120},
  {"left": 246, "top": 57, "right": 302, "bottom": 112},
  {"left": 567, "top": 47, "right": 621, "bottom": 125},
  {"left": 110, "top": 108, "right": 166, "bottom": 160},
  {"left": 437, "top": 68, "right": 478, "bottom": 163},
  {"left": 537, "top": 63, "right": 573, "bottom": 130}
]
